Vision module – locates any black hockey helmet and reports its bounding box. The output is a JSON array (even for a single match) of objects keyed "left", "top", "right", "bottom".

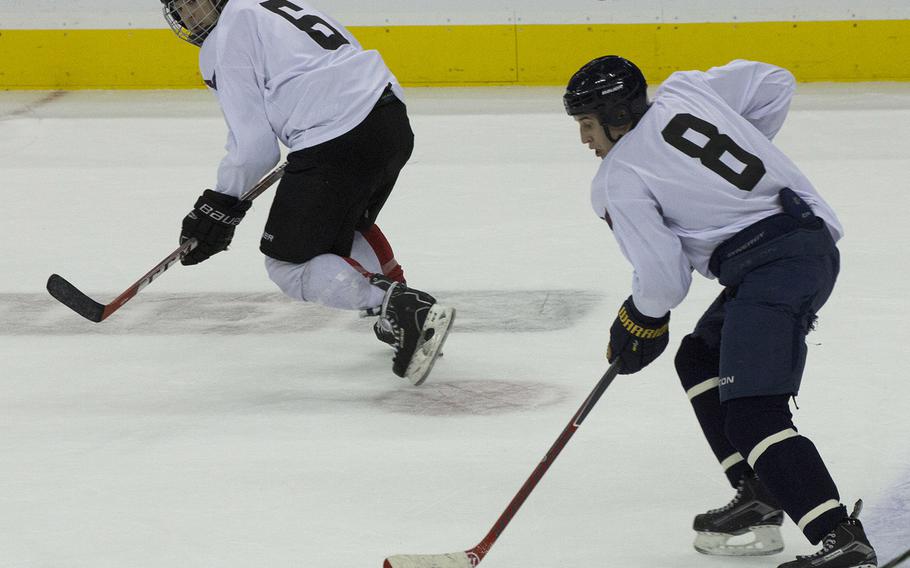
[
  {"left": 161, "top": 0, "right": 229, "bottom": 46},
  {"left": 564, "top": 55, "right": 649, "bottom": 129}
]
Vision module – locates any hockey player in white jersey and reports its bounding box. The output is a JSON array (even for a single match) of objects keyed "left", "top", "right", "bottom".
[
  {"left": 564, "top": 56, "right": 877, "bottom": 568},
  {"left": 160, "top": 0, "right": 454, "bottom": 385}
]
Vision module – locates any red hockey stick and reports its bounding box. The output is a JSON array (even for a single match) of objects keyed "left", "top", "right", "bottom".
[
  {"left": 46, "top": 163, "right": 287, "bottom": 322},
  {"left": 383, "top": 360, "right": 622, "bottom": 568}
]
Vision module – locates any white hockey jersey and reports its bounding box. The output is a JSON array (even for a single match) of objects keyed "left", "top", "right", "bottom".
[
  {"left": 199, "top": 0, "right": 404, "bottom": 197},
  {"left": 591, "top": 60, "right": 843, "bottom": 318}
]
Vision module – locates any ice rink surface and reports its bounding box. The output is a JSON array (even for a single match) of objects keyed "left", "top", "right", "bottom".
[{"left": 1, "top": 83, "right": 909, "bottom": 567}]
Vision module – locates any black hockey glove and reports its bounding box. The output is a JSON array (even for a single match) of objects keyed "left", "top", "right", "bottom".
[
  {"left": 607, "top": 296, "right": 670, "bottom": 375},
  {"left": 179, "top": 189, "right": 252, "bottom": 266}
]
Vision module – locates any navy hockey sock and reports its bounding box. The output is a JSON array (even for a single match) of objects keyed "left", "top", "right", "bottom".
[
  {"left": 723, "top": 395, "right": 847, "bottom": 544},
  {"left": 676, "top": 335, "right": 753, "bottom": 486}
]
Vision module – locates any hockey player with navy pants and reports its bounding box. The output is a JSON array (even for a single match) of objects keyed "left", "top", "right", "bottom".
[
  {"left": 564, "top": 56, "right": 877, "bottom": 567},
  {"left": 159, "top": 0, "right": 454, "bottom": 385}
]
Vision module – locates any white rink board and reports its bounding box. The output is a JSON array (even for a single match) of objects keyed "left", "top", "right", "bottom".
[{"left": 1, "top": 0, "right": 908, "bottom": 28}]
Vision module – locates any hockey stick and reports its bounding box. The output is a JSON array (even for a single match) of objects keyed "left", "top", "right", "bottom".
[
  {"left": 46, "top": 163, "right": 287, "bottom": 322},
  {"left": 383, "top": 360, "right": 622, "bottom": 568},
  {"left": 883, "top": 546, "right": 910, "bottom": 568}
]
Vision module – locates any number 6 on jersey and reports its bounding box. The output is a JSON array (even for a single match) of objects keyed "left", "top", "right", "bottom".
[{"left": 260, "top": 0, "right": 350, "bottom": 49}]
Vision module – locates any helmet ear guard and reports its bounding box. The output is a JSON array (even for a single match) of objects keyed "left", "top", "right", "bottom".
[
  {"left": 603, "top": 103, "right": 633, "bottom": 127},
  {"left": 564, "top": 55, "right": 649, "bottom": 132}
]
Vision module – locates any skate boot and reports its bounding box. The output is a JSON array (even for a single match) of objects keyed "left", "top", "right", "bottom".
[
  {"left": 694, "top": 474, "right": 786, "bottom": 556},
  {"left": 778, "top": 501, "right": 877, "bottom": 568},
  {"left": 369, "top": 274, "right": 455, "bottom": 386},
  {"left": 362, "top": 305, "right": 398, "bottom": 347}
]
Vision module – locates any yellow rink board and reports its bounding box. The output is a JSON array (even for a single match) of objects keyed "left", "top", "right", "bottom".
[{"left": 1, "top": 19, "right": 908, "bottom": 89}]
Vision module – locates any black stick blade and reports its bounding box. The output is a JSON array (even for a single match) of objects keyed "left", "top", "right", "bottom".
[
  {"left": 883, "top": 546, "right": 910, "bottom": 568},
  {"left": 46, "top": 274, "right": 105, "bottom": 322}
]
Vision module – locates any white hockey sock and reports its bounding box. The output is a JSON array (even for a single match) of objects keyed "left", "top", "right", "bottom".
[{"left": 265, "top": 250, "right": 385, "bottom": 311}]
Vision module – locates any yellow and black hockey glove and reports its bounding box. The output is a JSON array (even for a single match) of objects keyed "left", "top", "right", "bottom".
[{"left": 607, "top": 296, "right": 670, "bottom": 375}]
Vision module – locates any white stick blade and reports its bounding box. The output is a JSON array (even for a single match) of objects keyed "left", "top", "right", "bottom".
[{"left": 383, "top": 552, "right": 475, "bottom": 568}]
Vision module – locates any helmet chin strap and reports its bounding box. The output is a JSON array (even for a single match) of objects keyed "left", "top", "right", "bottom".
[
  {"left": 600, "top": 119, "right": 626, "bottom": 143},
  {"left": 604, "top": 126, "right": 624, "bottom": 144},
  {"left": 600, "top": 104, "right": 650, "bottom": 143}
]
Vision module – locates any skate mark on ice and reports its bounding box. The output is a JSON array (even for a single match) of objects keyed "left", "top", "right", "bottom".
[
  {"left": 863, "top": 467, "right": 910, "bottom": 562},
  {"left": 3, "top": 289, "right": 600, "bottom": 335},
  {"left": 67, "top": 381, "right": 568, "bottom": 417},
  {"left": 0, "top": 90, "right": 67, "bottom": 120},
  {"left": 373, "top": 380, "right": 568, "bottom": 416},
  {"left": 435, "top": 289, "right": 601, "bottom": 332}
]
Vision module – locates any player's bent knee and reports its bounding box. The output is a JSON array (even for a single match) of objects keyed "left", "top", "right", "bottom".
[
  {"left": 264, "top": 255, "right": 308, "bottom": 301},
  {"left": 675, "top": 334, "right": 720, "bottom": 393}
]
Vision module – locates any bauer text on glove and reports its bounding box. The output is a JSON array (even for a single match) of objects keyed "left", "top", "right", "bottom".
[{"left": 179, "top": 189, "right": 252, "bottom": 266}]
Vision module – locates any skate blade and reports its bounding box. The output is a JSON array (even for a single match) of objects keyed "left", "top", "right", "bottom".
[
  {"left": 404, "top": 305, "right": 455, "bottom": 386},
  {"left": 694, "top": 525, "right": 784, "bottom": 556}
]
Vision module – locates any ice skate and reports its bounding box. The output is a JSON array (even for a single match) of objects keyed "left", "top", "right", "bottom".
[
  {"left": 777, "top": 501, "right": 877, "bottom": 568},
  {"left": 364, "top": 304, "right": 447, "bottom": 358},
  {"left": 693, "top": 474, "right": 785, "bottom": 556},
  {"left": 370, "top": 274, "right": 455, "bottom": 386}
]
